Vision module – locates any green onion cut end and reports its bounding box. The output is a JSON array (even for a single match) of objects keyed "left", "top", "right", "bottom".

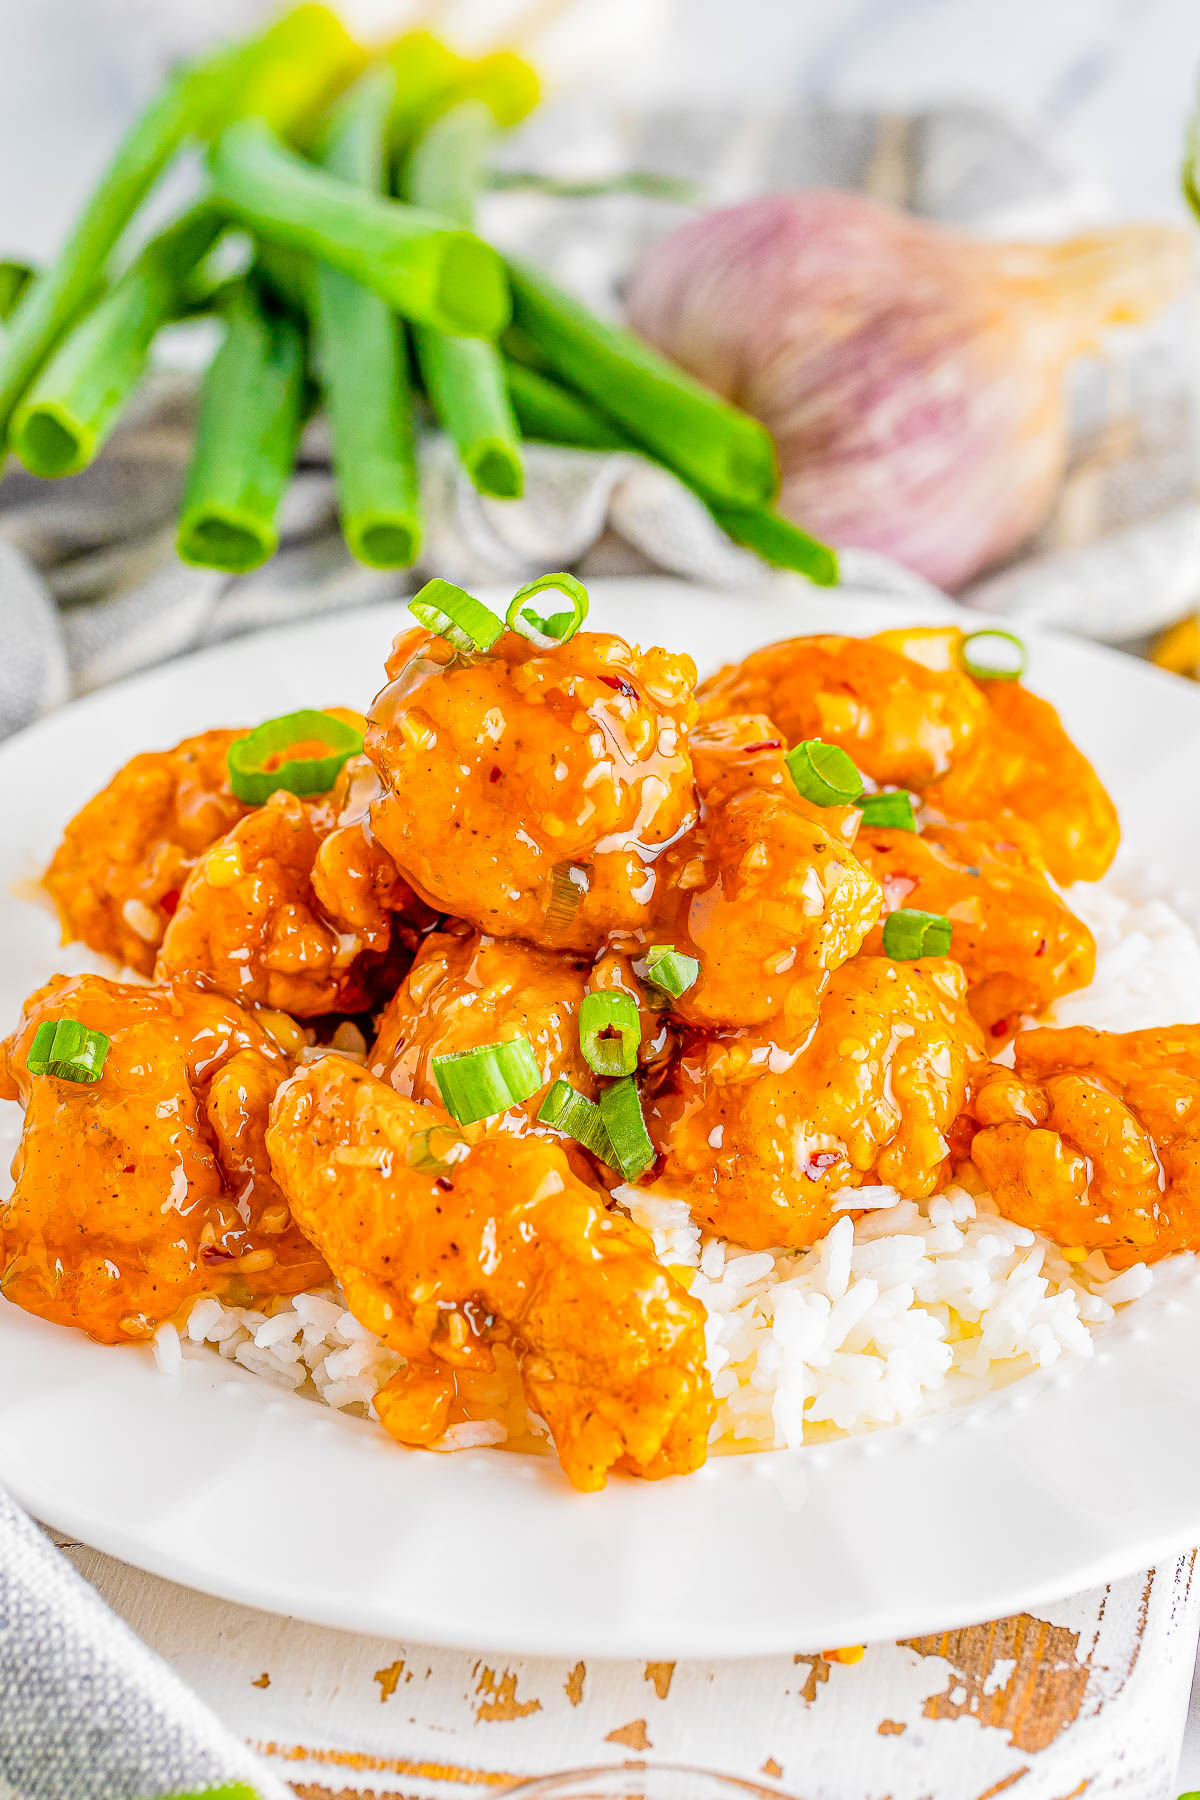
[
  {"left": 786, "top": 739, "right": 864, "bottom": 807},
  {"left": 505, "top": 571, "right": 588, "bottom": 648},
  {"left": 26, "top": 1018, "right": 110, "bottom": 1084},
  {"left": 409, "top": 577, "right": 504, "bottom": 653},
  {"left": 643, "top": 945, "right": 700, "bottom": 999},
  {"left": 578, "top": 989, "right": 641, "bottom": 1078},
  {"left": 882, "top": 908, "right": 953, "bottom": 960},
  {"left": 227, "top": 709, "right": 363, "bottom": 805},
  {"left": 855, "top": 790, "right": 916, "bottom": 832},
  {"left": 598, "top": 1076, "right": 656, "bottom": 1183},
  {"left": 348, "top": 517, "right": 420, "bottom": 570},
  {"left": 961, "top": 628, "right": 1027, "bottom": 682},
  {"left": 536, "top": 1078, "right": 617, "bottom": 1162},
  {"left": 433, "top": 1035, "right": 543, "bottom": 1124}
]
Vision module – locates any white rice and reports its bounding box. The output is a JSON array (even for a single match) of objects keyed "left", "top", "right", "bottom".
[{"left": 155, "top": 868, "right": 1199, "bottom": 1453}]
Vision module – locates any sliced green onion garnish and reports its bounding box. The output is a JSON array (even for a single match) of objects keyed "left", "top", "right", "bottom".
[
  {"left": 578, "top": 990, "right": 641, "bottom": 1078},
  {"left": 537, "top": 1078, "right": 617, "bottom": 1163},
  {"left": 546, "top": 860, "right": 589, "bottom": 936},
  {"left": 433, "top": 1035, "right": 543, "bottom": 1124},
  {"left": 856, "top": 790, "right": 916, "bottom": 832},
  {"left": 882, "top": 908, "right": 953, "bottom": 960},
  {"left": 406, "top": 1123, "right": 468, "bottom": 1173},
  {"left": 408, "top": 577, "right": 504, "bottom": 654},
  {"left": 505, "top": 572, "right": 589, "bottom": 648},
  {"left": 643, "top": 945, "right": 700, "bottom": 999},
  {"left": 786, "top": 739, "right": 864, "bottom": 807},
  {"left": 598, "top": 1076, "right": 656, "bottom": 1183},
  {"left": 227, "top": 710, "right": 363, "bottom": 806},
  {"left": 26, "top": 1018, "right": 110, "bottom": 1084},
  {"left": 961, "top": 629, "right": 1027, "bottom": 681}
]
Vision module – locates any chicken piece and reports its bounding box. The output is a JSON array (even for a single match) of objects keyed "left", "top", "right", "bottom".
[
  {"left": 266, "top": 1057, "right": 714, "bottom": 1491},
  {"left": 926, "top": 680, "right": 1119, "bottom": 884},
  {"left": 968, "top": 1025, "right": 1200, "bottom": 1267},
  {"left": 157, "top": 783, "right": 429, "bottom": 1018},
  {"left": 42, "top": 729, "right": 248, "bottom": 975},
  {"left": 646, "top": 956, "right": 985, "bottom": 1250},
  {"left": 365, "top": 627, "right": 698, "bottom": 950},
  {"left": 698, "top": 634, "right": 988, "bottom": 787},
  {"left": 643, "top": 720, "right": 882, "bottom": 1041},
  {"left": 855, "top": 815, "right": 1095, "bottom": 1040},
  {"left": 0, "top": 973, "right": 326, "bottom": 1343},
  {"left": 372, "top": 928, "right": 598, "bottom": 1113}
]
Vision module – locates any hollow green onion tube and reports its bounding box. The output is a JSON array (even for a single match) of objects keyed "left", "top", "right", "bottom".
[
  {"left": 210, "top": 117, "right": 509, "bottom": 338},
  {"left": 312, "top": 68, "right": 421, "bottom": 568},
  {"left": 0, "top": 7, "right": 353, "bottom": 453},
  {"left": 405, "top": 101, "right": 522, "bottom": 499},
  {"left": 12, "top": 205, "right": 223, "bottom": 478},
  {"left": 505, "top": 256, "right": 778, "bottom": 508},
  {"left": 707, "top": 501, "right": 838, "bottom": 586},
  {"left": 505, "top": 360, "right": 628, "bottom": 451},
  {"left": 177, "top": 280, "right": 307, "bottom": 574}
]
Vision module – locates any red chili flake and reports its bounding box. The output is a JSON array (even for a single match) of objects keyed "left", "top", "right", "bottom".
[
  {"left": 160, "top": 888, "right": 181, "bottom": 916},
  {"left": 200, "top": 1246, "right": 236, "bottom": 1266},
  {"left": 121, "top": 1164, "right": 136, "bottom": 1175},
  {"left": 599, "top": 674, "right": 638, "bottom": 700},
  {"left": 435, "top": 1176, "right": 453, "bottom": 1192},
  {"left": 741, "top": 739, "right": 782, "bottom": 754},
  {"left": 805, "top": 1150, "right": 842, "bottom": 1179},
  {"left": 990, "top": 1018, "right": 1011, "bottom": 1038},
  {"left": 488, "top": 766, "right": 502, "bottom": 784},
  {"left": 1035, "top": 938, "right": 1047, "bottom": 957}
]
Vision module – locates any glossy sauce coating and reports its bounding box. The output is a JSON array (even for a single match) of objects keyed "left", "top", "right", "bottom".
[
  {"left": 641, "top": 718, "right": 881, "bottom": 1041},
  {"left": 157, "top": 786, "right": 425, "bottom": 1018},
  {"left": 43, "top": 729, "right": 248, "bottom": 974},
  {"left": 856, "top": 814, "right": 1095, "bottom": 1040},
  {"left": 0, "top": 973, "right": 326, "bottom": 1342},
  {"left": 698, "top": 634, "right": 988, "bottom": 786},
  {"left": 365, "top": 628, "right": 698, "bottom": 950},
  {"left": 266, "top": 1057, "right": 714, "bottom": 1491},
  {"left": 969, "top": 1025, "right": 1200, "bottom": 1267},
  {"left": 646, "top": 955, "right": 985, "bottom": 1250}
]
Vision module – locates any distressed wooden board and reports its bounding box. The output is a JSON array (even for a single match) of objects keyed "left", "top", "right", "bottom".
[{"left": 58, "top": 1541, "right": 1200, "bottom": 1799}]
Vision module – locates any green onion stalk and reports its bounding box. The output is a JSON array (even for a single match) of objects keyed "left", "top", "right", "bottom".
[
  {"left": 505, "top": 256, "right": 779, "bottom": 510},
  {"left": 209, "top": 116, "right": 510, "bottom": 338},
  {"left": 0, "top": 3, "right": 356, "bottom": 454},
  {"left": 11, "top": 204, "right": 224, "bottom": 478},
  {"left": 503, "top": 353, "right": 836, "bottom": 582},
  {"left": 176, "top": 276, "right": 307, "bottom": 574},
  {"left": 310, "top": 66, "right": 422, "bottom": 568},
  {"left": 404, "top": 100, "right": 523, "bottom": 499}
]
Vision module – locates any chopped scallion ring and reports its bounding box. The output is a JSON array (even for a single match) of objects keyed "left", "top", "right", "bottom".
[
  {"left": 643, "top": 944, "right": 700, "bottom": 999},
  {"left": 505, "top": 571, "right": 589, "bottom": 648},
  {"left": 227, "top": 709, "right": 363, "bottom": 806},
  {"left": 578, "top": 990, "right": 641, "bottom": 1078},
  {"left": 26, "top": 1018, "right": 110, "bottom": 1084},
  {"left": 432, "top": 1035, "right": 543, "bottom": 1124},
  {"left": 786, "top": 739, "right": 864, "bottom": 806},
  {"left": 537, "top": 1078, "right": 617, "bottom": 1162},
  {"left": 598, "top": 1076, "right": 656, "bottom": 1182},
  {"left": 855, "top": 790, "right": 916, "bottom": 832},
  {"left": 406, "top": 1123, "right": 468, "bottom": 1173},
  {"left": 409, "top": 577, "right": 504, "bottom": 654},
  {"left": 882, "top": 908, "right": 953, "bottom": 960},
  {"left": 960, "top": 628, "right": 1027, "bottom": 681}
]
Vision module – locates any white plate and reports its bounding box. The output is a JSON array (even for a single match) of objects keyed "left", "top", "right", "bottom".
[{"left": 3, "top": 576, "right": 1200, "bottom": 1659}]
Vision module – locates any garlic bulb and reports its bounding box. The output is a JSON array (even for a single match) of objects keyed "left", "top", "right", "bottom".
[{"left": 626, "top": 190, "right": 1191, "bottom": 591}]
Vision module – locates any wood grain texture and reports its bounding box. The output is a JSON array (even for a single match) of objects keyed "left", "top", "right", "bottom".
[{"left": 62, "top": 1541, "right": 1200, "bottom": 1799}]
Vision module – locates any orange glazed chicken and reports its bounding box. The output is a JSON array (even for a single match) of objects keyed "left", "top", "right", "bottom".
[
  {"left": 645, "top": 956, "right": 985, "bottom": 1250},
  {"left": 266, "top": 1056, "right": 713, "bottom": 1491},
  {"left": 0, "top": 973, "right": 325, "bottom": 1342},
  {"left": 366, "top": 624, "right": 698, "bottom": 950},
  {"left": 43, "top": 728, "right": 248, "bottom": 974},
  {"left": 968, "top": 1026, "right": 1200, "bottom": 1268},
  {"left": 6, "top": 569, "right": 1167, "bottom": 1488}
]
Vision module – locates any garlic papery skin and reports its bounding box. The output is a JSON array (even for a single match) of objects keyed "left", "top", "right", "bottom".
[{"left": 626, "top": 190, "right": 1191, "bottom": 591}]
